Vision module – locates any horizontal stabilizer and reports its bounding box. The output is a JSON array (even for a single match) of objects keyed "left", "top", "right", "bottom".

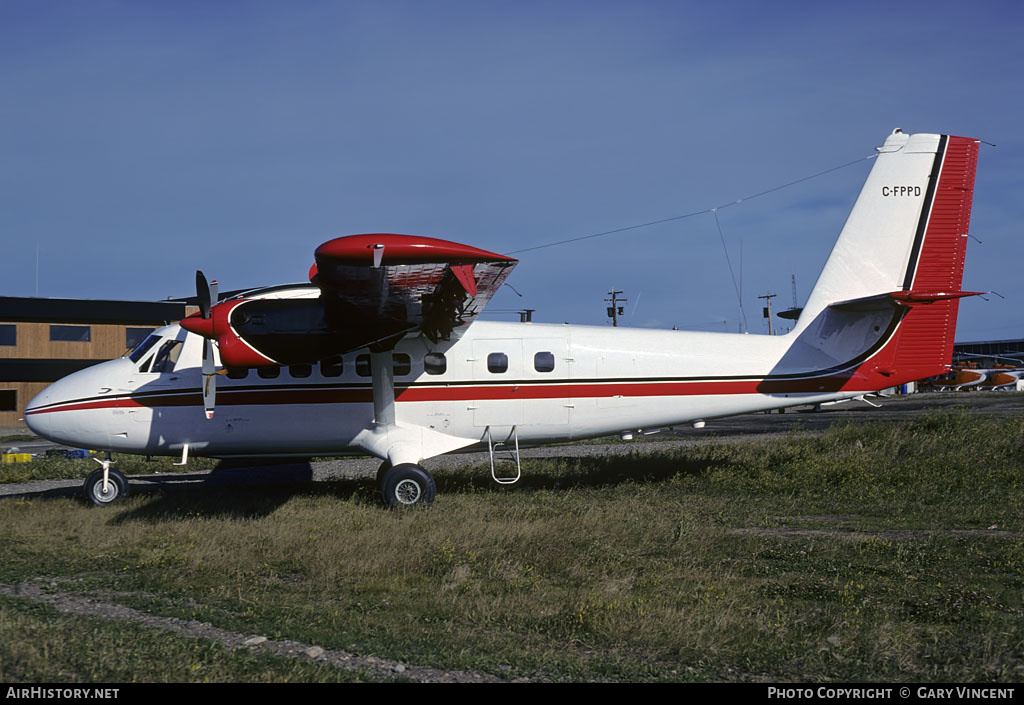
[{"left": 829, "top": 290, "right": 983, "bottom": 312}]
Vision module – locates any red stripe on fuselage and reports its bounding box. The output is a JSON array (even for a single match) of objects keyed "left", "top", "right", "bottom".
[
  {"left": 25, "top": 370, "right": 885, "bottom": 416},
  {"left": 24, "top": 398, "right": 138, "bottom": 415}
]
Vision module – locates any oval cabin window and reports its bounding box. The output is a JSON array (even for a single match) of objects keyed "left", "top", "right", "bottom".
[
  {"left": 424, "top": 353, "right": 446, "bottom": 375},
  {"left": 534, "top": 351, "right": 555, "bottom": 373},
  {"left": 487, "top": 352, "right": 508, "bottom": 374}
]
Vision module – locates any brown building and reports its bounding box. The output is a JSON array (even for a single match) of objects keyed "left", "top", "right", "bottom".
[{"left": 0, "top": 297, "right": 190, "bottom": 428}]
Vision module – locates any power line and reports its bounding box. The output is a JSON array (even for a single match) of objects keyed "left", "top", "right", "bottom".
[
  {"left": 506, "top": 154, "right": 876, "bottom": 255},
  {"left": 713, "top": 209, "right": 746, "bottom": 333}
]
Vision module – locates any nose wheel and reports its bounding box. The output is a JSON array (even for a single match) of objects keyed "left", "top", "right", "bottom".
[
  {"left": 378, "top": 463, "right": 436, "bottom": 507},
  {"left": 83, "top": 459, "right": 129, "bottom": 506}
]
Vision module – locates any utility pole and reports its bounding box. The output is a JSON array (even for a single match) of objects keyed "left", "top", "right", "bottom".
[
  {"left": 605, "top": 290, "right": 626, "bottom": 327},
  {"left": 758, "top": 292, "right": 777, "bottom": 335}
]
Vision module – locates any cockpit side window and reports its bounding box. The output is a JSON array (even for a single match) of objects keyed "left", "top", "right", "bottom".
[
  {"left": 149, "top": 340, "right": 183, "bottom": 374},
  {"left": 128, "top": 334, "right": 161, "bottom": 363}
]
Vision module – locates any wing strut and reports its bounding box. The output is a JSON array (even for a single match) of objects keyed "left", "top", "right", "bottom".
[{"left": 371, "top": 350, "right": 396, "bottom": 428}]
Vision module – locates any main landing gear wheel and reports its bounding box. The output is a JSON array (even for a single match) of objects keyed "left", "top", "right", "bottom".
[
  {"left": 83, "top": 468, "right": 129, "bottom": 506},
  {"left": 376, "top": 461, "right": 392, "bottom": 488},
  {"left": 379, "top": 463, "right": 436, "bottom": 507}
]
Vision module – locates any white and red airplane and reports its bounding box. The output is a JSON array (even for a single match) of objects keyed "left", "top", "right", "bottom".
[
  {"left": 986, "top": 370, "right": 1024, "bottom": 389},
  {"left": 25, "top": 129, "right": 982, "bottom": 507}
]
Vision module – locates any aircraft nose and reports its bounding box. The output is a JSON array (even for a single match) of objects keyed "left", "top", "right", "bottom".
[
  {"left": 24, "top": 359, "right": 131, "bottom": 447},
  {"left": 24, "top": 376, "right": 76, "bottom": 442}
]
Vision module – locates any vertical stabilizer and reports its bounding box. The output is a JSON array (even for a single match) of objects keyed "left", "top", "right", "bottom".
[{"left": 792, "top": 130, "right": 980, "bottom": 383}]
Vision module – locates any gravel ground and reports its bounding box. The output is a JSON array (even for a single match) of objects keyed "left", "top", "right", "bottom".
[{"left": 0, "top": 435, "right": 765, "bottom": 500}]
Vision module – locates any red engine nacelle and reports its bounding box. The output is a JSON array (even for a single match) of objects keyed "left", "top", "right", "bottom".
[{"left": 179, "top": 300, "right": 277, "bottom": 368}]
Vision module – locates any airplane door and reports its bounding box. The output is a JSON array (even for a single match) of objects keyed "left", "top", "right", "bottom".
[
  {"left": 521, "top": 338, "right": 570, "bottom": 426},
  {"left": 471, "top": 340, "right": 524, "bottom": 429}
]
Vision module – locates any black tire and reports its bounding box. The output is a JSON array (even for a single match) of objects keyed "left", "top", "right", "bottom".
[
  {"left": 83, "top": 468, "right": 129, "bottom": 506},
  {"left": 380, "top": 464, "right": 436, "bottom": 507},
  {"left": 376, "top": 461, "right": 392, "bottom": 489}
]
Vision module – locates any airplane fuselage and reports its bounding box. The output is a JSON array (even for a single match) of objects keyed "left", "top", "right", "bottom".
[{"left": 25, "top": 309, "right": 892, "bottom": 460}]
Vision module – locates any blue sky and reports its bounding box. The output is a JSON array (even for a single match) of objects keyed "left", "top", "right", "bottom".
[{"left": 2, "top": 1, "right": 1020, "bottom": 342}]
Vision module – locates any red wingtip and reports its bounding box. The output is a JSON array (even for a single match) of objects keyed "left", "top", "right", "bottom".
[{"left": 315, "top": 233, "right": 516, "bottom": 266}]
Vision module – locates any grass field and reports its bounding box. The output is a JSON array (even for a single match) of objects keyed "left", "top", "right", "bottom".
[{"left": 2, "top": 410, "right": 1023, "bottom": 682}]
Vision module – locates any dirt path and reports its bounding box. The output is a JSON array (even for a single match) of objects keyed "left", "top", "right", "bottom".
[{"left": 0, "top": 580, "right": 512, "bottom": 683}]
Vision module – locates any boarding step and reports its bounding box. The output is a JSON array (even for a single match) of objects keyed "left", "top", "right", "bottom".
[{"left": 485, "top": 425, "right": 521, "bottom": 485}]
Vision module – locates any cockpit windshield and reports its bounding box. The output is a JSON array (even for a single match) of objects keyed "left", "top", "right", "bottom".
[
  {"left": 129, "top": 334, "right": 184, "bottom": 374},
  {"left": 127, "top": 334, "right": 160, "bottom": 363},
  {"left": 148, "top": 340, "right": 183, "bottom": 373}
]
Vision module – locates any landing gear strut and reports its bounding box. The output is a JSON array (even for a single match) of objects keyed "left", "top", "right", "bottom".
[
  {"left": 378, "top": 462, "right": 436, "bottom": 507},
  {"left": 83, "top": 459, "right": 129, "bottom": 506}
]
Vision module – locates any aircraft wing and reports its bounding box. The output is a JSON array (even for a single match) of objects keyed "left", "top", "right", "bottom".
[
  {"left": 181, "top": 233, "right": 517, "bottom": 367},
  {"left": 311, "top": 234, "right": 517, "bottom": 346}
]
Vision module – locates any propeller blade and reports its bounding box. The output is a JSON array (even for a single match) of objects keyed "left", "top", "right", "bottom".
[
  {"left": 202, "top": 338, "right": 216, "bottom": 419},
  {"left": 202, "top": 337, "right": 215, "bottom": 376},
  {"left": 195, "top": 271, "right": 221, "bottom": 419},
  {"left": 203, "top": 373, "right": 216, "bottom": 420},
  {"left": 196, "top": 270, "right": 211, "bottom": 319}
]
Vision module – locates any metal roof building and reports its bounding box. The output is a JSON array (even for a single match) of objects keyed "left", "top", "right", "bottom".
[{"left": 953, "top": 338, "right": 1024, "bottom": 366}]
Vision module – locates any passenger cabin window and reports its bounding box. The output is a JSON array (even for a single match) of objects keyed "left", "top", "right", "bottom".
[
  {"left": 226, "top": 368, "right": 249, "bottom": 379},
  {"left": 487, "top": 352, "right": 508, "bottom": 374},
  {"left": 393, "top": 353, "right": 411, "bottom": 376},
  {"left": 257, "top": 366, "right": 281, "bottom": 379},
  {"left": 289, "top": 363, "right": 312, "bottom": 378},
  {"left": 320, "top": 356, "right": 343, "bottom": 377},
  {"left": 424, "top": 352, "right": 446, "bottom": 375},
  {"left": 149, "top": 340, "right": 182, "bottom": 374},
  {"left": 355, "top": 354, "right": 371, "bottom": 377},
  {"left": 534, "top": 351, "right": 555, "bottom": 373},
  {"left": 50, "top": 325, "right": 91, "bottom": 342},
  {"left": 355, "top": 353, "right": 413, "bottom": 377}
]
